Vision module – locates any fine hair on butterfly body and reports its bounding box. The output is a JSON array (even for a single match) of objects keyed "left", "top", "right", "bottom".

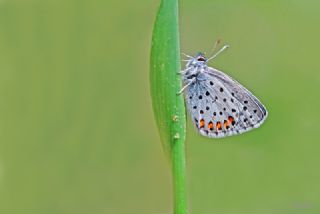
[{"left": 179, "top": 44, "right": 268, "bottom": 138}]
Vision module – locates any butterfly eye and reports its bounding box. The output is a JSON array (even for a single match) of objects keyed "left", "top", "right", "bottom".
[{"left": 197, "top": 57, "right": 206, "bottom": 62}]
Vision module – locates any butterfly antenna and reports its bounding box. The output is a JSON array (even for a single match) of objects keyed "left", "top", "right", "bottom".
[
  {"left": 209, "top": 39, "right": 221, "bottom": 56},
  {"left": 207, "top": 44, "right": 230, "bottom": 61}
]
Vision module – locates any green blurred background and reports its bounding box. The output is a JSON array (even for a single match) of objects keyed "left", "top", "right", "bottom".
[{"left": 0, "top": 0, "right": 319, "bottom": 213}]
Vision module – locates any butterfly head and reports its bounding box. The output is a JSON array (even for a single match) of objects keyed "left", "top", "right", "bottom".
[
  {"left": 184, "top": 52, "right": 209, "bottom": 71},
  {"left": 186, "top": 52, "right": 208, "bottom": 68},
  {"left": 195, "top": 52, "right": 207, "bottom": 62}
]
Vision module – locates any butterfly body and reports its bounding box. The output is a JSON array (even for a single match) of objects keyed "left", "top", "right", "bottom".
[{"left": 181, "top": 51, "right": 268, "bottom": 138}]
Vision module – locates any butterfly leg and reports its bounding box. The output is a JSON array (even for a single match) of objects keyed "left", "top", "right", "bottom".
[
  {"left": 177, "top": 67, "right": 192, "bottom": 75},
  {"left": 177, "top": 77, "right": 196, "bottom": 95},
  {"left": 181, "top": 53, "right": 193, "bottom": 58}
]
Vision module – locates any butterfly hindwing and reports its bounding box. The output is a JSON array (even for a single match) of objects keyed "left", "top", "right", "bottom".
[
  {"left": 206, "top": 67, "right": 268, "bottom": 125},
  {"left": 185, "top": 67, "right": 268, "bottom": 138}
]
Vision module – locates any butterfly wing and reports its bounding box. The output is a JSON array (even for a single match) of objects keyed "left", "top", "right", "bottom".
[{"left": 185, "top": 67, "right": 268, "bottom": 138}]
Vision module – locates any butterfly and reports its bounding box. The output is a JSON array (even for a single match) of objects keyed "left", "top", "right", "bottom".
[{"left": 179, "top": 43, "right": 268, "bottom": 138}]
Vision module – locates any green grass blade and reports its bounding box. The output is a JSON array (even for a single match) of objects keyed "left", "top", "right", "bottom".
[{"left": 150, "top": 0, "right": 187, "bottom": 213}]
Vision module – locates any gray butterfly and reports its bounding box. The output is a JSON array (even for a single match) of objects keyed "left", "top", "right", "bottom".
[{"left": 179, "top": 44, "right": 268, "bottom": 138}]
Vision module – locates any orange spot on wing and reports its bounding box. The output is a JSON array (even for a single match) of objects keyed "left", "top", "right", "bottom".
[
  {"left": 216, "top": 121, "right": 222, "bottom": 130},
  {"left": 199, "top": 119, "right": 205, "bottom": 128},
  {"left": 224, "top": 120, "right": 228, "bottom": 128},
  {"left": 208, "top": 121, "right": 214, "bottom": 130},
  {"left": 228, "top": 116, "right": 235, "bottom": 125},
  {"left": 224, "top": 120, "right": 230, "bottom": 129}
]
